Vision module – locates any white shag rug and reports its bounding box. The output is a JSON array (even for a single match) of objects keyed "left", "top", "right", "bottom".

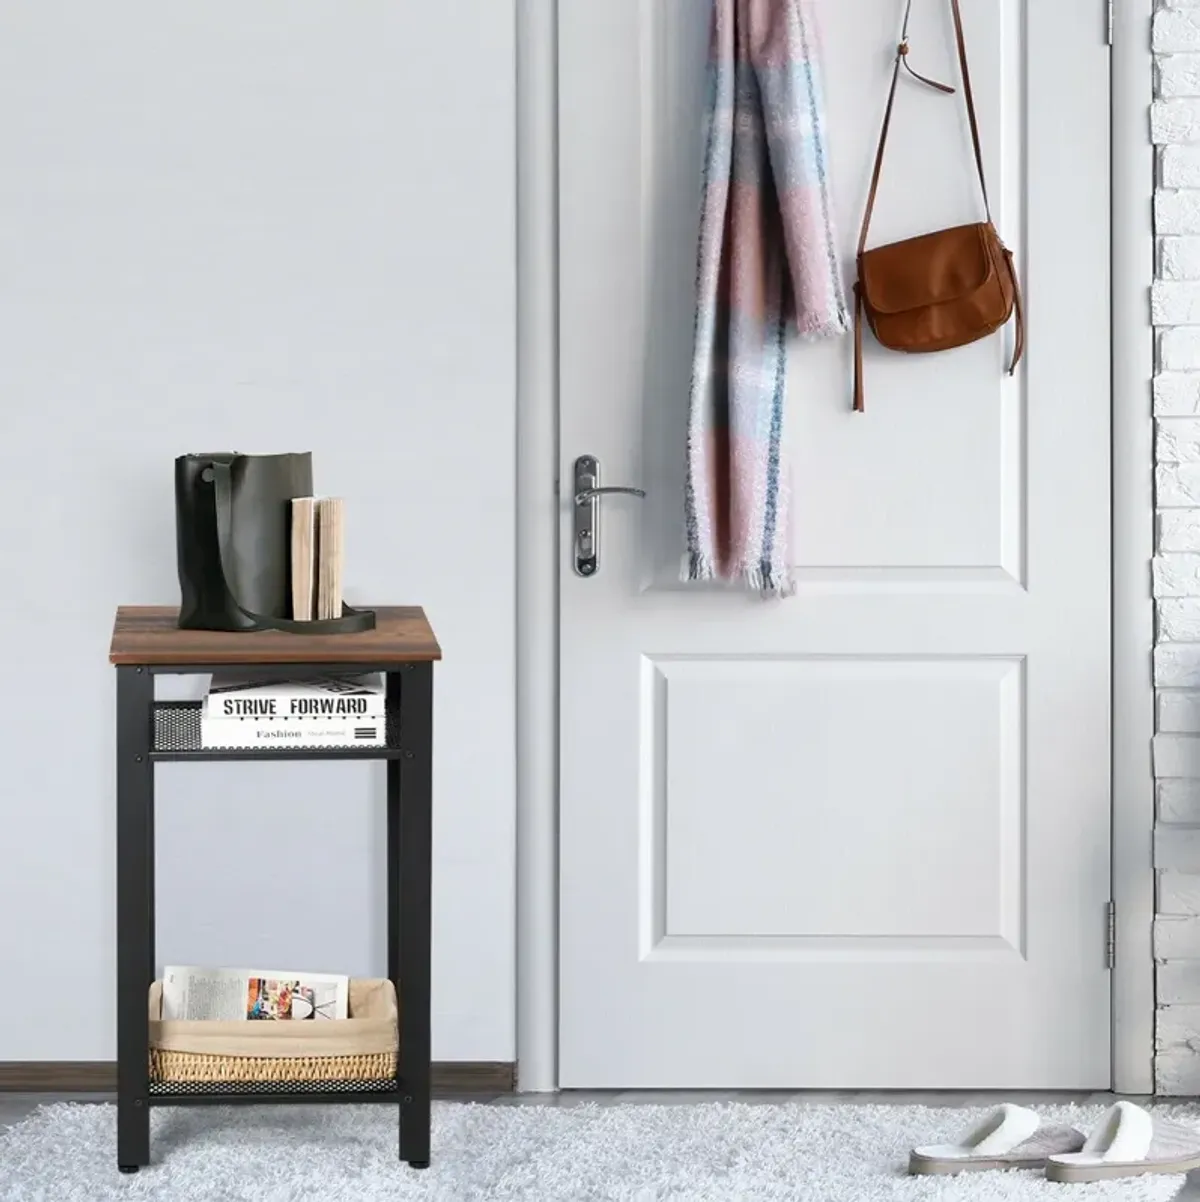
[{"left": 4, "top": 1101, "right": 1200, "bottom": 1201}]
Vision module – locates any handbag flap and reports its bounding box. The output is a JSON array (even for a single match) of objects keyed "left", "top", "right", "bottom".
[{"left": 859, "top": 223, "right": 995, "bottom": 315}]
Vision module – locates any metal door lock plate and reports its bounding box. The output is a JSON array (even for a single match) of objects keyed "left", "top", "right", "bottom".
[
  {"left": 572, "top": 456, "right": 645, "bottom": 578},
  {"left": 574, "top": 457, "right": 600, "bottom": 577}
]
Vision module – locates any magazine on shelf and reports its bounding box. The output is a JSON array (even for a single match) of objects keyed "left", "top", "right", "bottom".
[
  {"left": 200, "top": 716, "right": 385, "bottom": 748},
  {"left": 161, "top": 966, "right": 350, "bottom": 1022},
  {"left": 203, "top": 674, "right": 386, "bottom": 720},
  {"left": 200, "top": 674, "right": 387, "bottom": 749}
]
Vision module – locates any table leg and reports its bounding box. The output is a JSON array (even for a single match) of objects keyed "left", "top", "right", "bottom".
[
  {"left": 387, "top": 672, "right": 401, "bottom": 991},
  {"left": 116, "top": 666, "right": 153, "bottom": 1172},
  {"left": 386, "top": 669, "right": 402, "bottom": 1159},
  {"left": 398, "top": 663, "right": 433, "bottom": 1169}
]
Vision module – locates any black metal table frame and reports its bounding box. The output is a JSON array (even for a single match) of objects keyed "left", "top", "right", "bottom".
[{"left": 114, "top": 659, "right": 433, "bottom": 1173}]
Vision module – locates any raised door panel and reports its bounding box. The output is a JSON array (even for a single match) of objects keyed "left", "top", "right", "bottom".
[
  {"left": 639, "top": 1, "right": 1024, "bottom": 586},
  {"left": 651, "top": 656, "right": 1023, "bottom": 949}
]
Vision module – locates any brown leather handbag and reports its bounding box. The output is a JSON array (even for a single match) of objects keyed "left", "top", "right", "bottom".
[{"left": 853, "top": 0, "right": 1024, "bottom": 411}]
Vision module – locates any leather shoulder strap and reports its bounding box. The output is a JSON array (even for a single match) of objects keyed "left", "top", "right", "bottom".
[
  {"left": 211, "top": 461, "right": 376, "bottom": 635},
  {"left": 857, "top": 0, "right": 992, "bottom": 259},
  {"left": 949, "top": 0, "right": 991, "bottom": 219}
]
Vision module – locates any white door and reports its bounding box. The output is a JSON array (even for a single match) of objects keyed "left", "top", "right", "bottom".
[{"left": 558, "top": 1, "right": 1111, "bottom": 1088}]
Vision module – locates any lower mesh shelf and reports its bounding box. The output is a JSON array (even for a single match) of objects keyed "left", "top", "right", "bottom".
[{"left": 148, "top": 1077, "right": 398, "bottom": 1096}]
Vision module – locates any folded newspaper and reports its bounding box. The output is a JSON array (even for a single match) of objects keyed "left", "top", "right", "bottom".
[{"left": 161, "top": 966, "right": 350, "bottom": 1022}]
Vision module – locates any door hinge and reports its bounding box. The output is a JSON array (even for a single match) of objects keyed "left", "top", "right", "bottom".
[
  {"left": 1106, "top": 0, "right": 1113, "bottom": 47},
  {"left": 1106, "top": 900, "right": 1116, "bottom": 969}
]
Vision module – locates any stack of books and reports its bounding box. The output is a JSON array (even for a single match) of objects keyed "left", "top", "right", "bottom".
[
  {"left": 290, "top": 496, "right": 345, "bottom": 621},
  {"left": 201, "top": 673, "right": 386, "bottom": 749}
]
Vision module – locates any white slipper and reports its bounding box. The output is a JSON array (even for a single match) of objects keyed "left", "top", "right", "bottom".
[
  {"left": 909, "top": 1103, "right": 1084, "bottom": 1176},
  {"left": 1045, "top": 1100, "right": 1200, "bottom": 1183}
]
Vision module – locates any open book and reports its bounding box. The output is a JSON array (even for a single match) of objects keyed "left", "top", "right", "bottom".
[
  {"left": 161, "top": 966, "right": 350, "bottom": 1021},
  {"left": 290, "top": 497, "right": 345, "bottom": 622}
]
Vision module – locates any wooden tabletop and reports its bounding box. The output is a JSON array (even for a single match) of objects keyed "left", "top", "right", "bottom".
[{"left": 110, "top": 606, "right": 441, "bottom": 665}]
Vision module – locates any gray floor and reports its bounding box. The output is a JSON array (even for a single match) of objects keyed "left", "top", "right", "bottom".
[{"left": 0, "top": 1089, "right": 1145, "bottom": 1132}]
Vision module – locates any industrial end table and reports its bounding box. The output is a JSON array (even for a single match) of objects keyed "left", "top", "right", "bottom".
[{"left": 108, "top": 605, "right": 439, "bottom": 1173}]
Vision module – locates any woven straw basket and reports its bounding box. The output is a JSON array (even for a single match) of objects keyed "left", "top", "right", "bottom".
[{"left": 148, "top": 978, "right": 398, "bottom": 1083}]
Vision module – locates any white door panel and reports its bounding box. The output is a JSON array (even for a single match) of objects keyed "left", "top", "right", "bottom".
[
  {"left": 659, "top": 657, "right": 1021, "bottom": 940},
  {"left": 559, "top": 0, "right": 1111, "bottom": 1088}
]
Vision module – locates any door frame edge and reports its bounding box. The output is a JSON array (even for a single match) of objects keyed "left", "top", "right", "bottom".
[
  {"left": 1111, "top": 0, "right": 1156, "bottom": 1098},
  {"left": 515, "top": 0, "right": 560, "bottom": 1093}
]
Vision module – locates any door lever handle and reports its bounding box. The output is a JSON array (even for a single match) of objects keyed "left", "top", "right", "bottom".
[
  {"left": 573, "top": 485, "right": 647, "bottom": 506},
  {"left": 572, "top": 456, "right": 645, "bottom": 578}
]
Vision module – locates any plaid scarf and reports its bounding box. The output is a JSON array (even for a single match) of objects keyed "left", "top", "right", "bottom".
[{"left": 684, "top": 0, "right": 848, "bottom": 596}]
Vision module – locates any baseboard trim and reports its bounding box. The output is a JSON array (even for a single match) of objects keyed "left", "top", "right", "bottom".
[
  {"left": 0, "top": 1063, "right": 117, "bottom": 1092},
  {"left": 0, "top": 1061, "right": 516, "bottom": 1094}
]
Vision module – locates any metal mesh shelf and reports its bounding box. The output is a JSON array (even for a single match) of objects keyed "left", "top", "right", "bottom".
[
  {"left": 151, "top": 701, "right": 402, "bottom": 761},
  {"left": 149, "top": 1076, "right": 398, "bottom": 1095},
  {"left": 148, "top": 1076, "right": 401, "bottom": 1105}
]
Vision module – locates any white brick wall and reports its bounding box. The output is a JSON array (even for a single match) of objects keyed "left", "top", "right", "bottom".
[
  {"left": 1155, "top": 1, "right": 1200, "bottom": 1092},
  {"left": 1162, "top": 145, "right": 1200, "bottom": 188},
  {"left": 1156, "top": 372, "right": 1200, "bottom": 414}
]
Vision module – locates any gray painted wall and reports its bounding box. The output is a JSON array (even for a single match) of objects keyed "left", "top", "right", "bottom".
[{"left": 0, "top": 1, "right": 516, "bottom": 1062}]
